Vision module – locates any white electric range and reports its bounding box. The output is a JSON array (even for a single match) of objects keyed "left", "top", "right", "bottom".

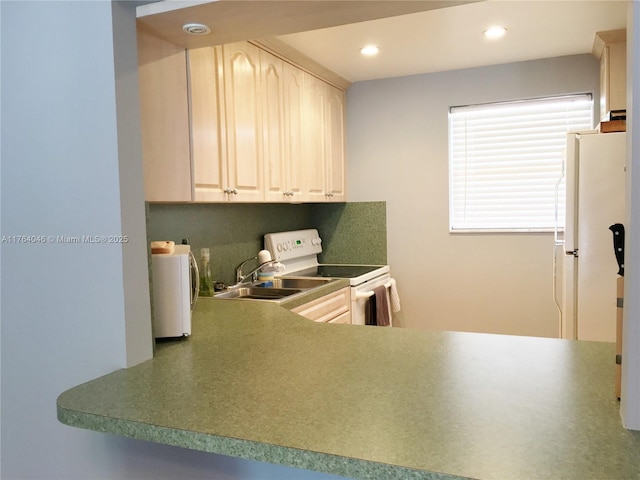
[{"left": 264, "top": 229, "right": 394, "bottom": 325}]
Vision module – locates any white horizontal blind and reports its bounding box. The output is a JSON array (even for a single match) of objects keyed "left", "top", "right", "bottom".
[{"left": 449, "top": 95, "right": 593, "bottom": 232}]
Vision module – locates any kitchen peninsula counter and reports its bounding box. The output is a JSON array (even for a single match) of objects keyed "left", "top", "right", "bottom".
[{"left": 57, "top": 299, "right": 640, "bottom": 479}]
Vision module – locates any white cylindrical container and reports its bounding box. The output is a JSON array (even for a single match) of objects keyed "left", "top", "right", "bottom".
[{"left": 257, "top": 250, "right": 274, "bottom": 284}]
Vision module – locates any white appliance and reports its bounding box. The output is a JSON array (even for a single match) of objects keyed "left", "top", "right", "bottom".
[
  {"left": 555, "top": 131, "right": 626, "bottom": 341},
  {"left": 151, "top": 245, "right": 199, "bottom": 338},
  {"left": 264, "top": 229, "right": 397, "bottom": 325}
]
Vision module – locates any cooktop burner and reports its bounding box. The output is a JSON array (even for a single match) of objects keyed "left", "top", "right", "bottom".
[{"left": 287, "top": 264, "right": 384, "bottom": 279}]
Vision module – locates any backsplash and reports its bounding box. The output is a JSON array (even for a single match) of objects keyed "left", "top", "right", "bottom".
[
  {"left": 146, "top": 202, "right": 386, "bottom": 286},
  {"left": 314, "top": 202, "right": 387, "bottom": 265}
]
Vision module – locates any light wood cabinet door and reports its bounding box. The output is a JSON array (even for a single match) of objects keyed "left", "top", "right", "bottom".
[
  {"left": 261, "top": 50, "right": 288, "bottom": 202},
  {"left": 223, "top": 42, "right": 264, "bottom": 202},
  {"left": 263, "top": 58, "right": 306, "bottom": 203},
  {"left": 325, "top": 84, "right": 346, "bottom": 202},
  {"left": 188, "top": 46, "right": 227, "bottom": 202},
  {"left": 282, "top": 61, "right": 305, "bottom": 202},
  {"left": 137, "top": 30, "right": 192, "bottom": 202},
  {"left": 328, "top": 311, "right": 351, "bottom": 324},
  {"left": 302, "top": 72, "right": 328, "bottom": 202},
  {"left": 600, "top": 42, "right": 626, "bottom": 121}
]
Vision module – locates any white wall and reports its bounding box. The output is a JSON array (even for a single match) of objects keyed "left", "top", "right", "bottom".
[
  {"left": 111, "top": 1, "right": 156, "bottom": 367},
  {"left": 346, "top": 55, "right": 600, "bottom": 337},
  {"left": 1, "top": 0, "right": 140, "bottom": 476},
  {"left": 0, "top": 1, "right": 342, "bottom": 479}
]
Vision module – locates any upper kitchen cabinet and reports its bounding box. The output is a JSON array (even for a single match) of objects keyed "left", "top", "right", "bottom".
[
  {"left": 593, "top": 29, "right": 626, "bottom": 122},
  {"left": 303, "top": 72, "right": 328, "bottom": 202},
  {"left": 302, "top": 74, "right": 347, "bottom": 202},
  {"left": 188, "top": 46, "right": 226, "bottom": 202},
  {"left": 325, "top": 84, "right": 346, "bottom": 202},
  {"left": 189, "top": 42, "right": 265, "bottom": 202},
  {"left": 221, "top": 42, "right": 265, "bottom": 202},
  {"left": 263, "top": 56, "right": 305, "bottom": 203},
  {"left": 137, "top": 29, "right": 192, "bottom": 202},
  {"left": 138, "top": 31, "right": 348, "bottom": 204}
]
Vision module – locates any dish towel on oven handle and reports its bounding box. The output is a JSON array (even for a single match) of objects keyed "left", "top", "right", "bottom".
[
  {"left": 389, "top": 278, "right": 401, "bottom": 313},
  {"left": 373, "top": 285, "right": 391, "bottom": 327}
]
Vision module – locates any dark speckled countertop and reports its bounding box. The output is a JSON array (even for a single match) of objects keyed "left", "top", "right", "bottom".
[{"left": 57, "top": 294, "right": 640, "bottom": 479}]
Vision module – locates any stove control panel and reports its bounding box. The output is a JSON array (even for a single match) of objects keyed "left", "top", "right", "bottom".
[{"left": 264, "top": 229, "right": 322, "bottom": 262}]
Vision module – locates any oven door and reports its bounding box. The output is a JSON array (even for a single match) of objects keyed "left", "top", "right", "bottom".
[{"left": 351, "top": 273, "right": 392, "bottom": 326}]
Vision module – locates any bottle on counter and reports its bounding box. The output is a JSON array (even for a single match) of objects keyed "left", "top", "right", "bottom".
[{"left": 199, "top": 248, "right": 214, "bottom": 296}]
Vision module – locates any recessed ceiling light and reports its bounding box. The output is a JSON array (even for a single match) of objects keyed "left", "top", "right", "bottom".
[
  {"left": 360, "top": 45, "right": 380, "bottom": 57},
  {"left": 183, "top": 23, "right": 211, "bottom": 35},
  {"left": 483, "top": 26, "right": 507, "bottom": 39}
]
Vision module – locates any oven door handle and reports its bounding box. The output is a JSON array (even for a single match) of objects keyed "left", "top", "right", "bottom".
[{"left": 355, "top": 281, "right": 393, "bottom": 300}]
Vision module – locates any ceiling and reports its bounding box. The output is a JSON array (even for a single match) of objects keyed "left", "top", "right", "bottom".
[
  {"left": 137, "top": 1, "right": 478, "bottom": 50},
  {"left": 138, "top": 1, "right": 629, "bottom": 85},
  {"left": 275, "top": 0, "right": 629, "bottom": 83}
]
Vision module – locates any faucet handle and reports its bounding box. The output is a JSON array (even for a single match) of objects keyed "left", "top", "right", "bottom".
[{"left": 235, "top": 256, "right": 258, "bottom": 283}]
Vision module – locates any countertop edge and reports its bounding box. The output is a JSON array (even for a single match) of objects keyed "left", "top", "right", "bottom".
[{"left": 56, "top": 403, "right": 472, "bottom": 480}]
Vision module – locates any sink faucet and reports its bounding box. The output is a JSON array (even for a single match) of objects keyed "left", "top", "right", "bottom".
[{"left": 234, "top": 256, "right": 284, "bottom": 285}]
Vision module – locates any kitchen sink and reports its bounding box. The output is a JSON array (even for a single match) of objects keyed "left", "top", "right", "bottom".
[
  {"left": 215, "top": 287, "right": 303, "bottom": 301},
  {"left": 214, "top": 277, "right": 337, "bottom": 302}
]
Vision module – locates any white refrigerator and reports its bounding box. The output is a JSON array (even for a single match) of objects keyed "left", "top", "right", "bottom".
[{"left": 556, "top": 131, "right": 626, "bottom": 342}]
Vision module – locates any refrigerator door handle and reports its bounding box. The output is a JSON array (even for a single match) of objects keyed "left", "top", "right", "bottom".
[
  {"left": 564, "top": 134, "right": 580, "bottom": 254},
  {"left": 554, "top": 153, "right": 565, "bottom": 247}
]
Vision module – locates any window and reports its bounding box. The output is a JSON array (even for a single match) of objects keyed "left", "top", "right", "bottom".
[{"left": 449, "top": 94, "right": 593, "bottom": 232}]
